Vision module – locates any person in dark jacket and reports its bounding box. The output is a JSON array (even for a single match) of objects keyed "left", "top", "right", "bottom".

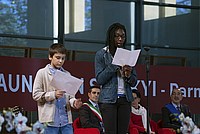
[
  {"left": 79, "top": 86, "right": 104, "bottom": 134},
  {"left": 161, "top": 88, "right": 191, "bottom": 133}
]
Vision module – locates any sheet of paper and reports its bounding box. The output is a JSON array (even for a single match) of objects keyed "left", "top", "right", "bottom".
[
  {"left": 50, "top": 70, "right": 83, "bottom": 96},
  {"left": 112, "top": 48, "right": 141, "bottom": 67}
]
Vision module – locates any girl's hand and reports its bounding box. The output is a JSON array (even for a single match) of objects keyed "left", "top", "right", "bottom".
[{"left": 122, "top": 65, "right": 132, "bottom": 78}]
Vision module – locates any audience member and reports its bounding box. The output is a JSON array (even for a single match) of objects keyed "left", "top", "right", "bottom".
[
  {"left": 161, "top": 88, "right": 191, "bottom": 133},
  {"left": 79, "top": 86, "right": 104, "bottom": 134},
  {"left": 129, "top": 89, "right": 157, "bottom": 134}
]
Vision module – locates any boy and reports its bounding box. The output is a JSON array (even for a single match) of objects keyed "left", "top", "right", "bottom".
[{"left": 32, "top": 43, "right": 82, "bottom": 134}]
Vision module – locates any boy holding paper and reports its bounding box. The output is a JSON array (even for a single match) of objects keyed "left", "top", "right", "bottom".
[
  {"left": 32, "top": 43, "right": 82, "bottom": 134},
  {"left": 95, "top": 23, "right": 138, "bottom": 134}
]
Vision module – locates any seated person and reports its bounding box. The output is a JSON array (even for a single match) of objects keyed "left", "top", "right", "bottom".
[
  {"left": 79, "top": 86, "right": 104, "bottom": 134},
  {"left": 161, "top": 88, "right": 191, "bottom": 133},
  {"left": 129, "top": 89, "right": 157, "bottom": 134}
]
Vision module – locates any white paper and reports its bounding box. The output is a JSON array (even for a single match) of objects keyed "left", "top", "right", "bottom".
[
  {"left": 112, "top": 48, "right": 141, "bottom": 67},
  {"left": 50, "top": 70, "right": 83, "bottom": 96}
]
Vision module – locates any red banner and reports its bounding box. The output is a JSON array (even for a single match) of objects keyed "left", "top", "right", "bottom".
[{"left": 0, "top": 56, "right": 199, "bottom": 114}]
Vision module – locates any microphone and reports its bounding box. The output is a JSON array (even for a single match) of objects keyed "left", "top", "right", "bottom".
[
  {"left": 144, "top": 46, "right": 150, "bottom": 72},
  {"left": 144, "top": 46, "right": 151, "bottom": 134},
  {"left": 144, "top": 47, "right": 150, "bottom": 52}
]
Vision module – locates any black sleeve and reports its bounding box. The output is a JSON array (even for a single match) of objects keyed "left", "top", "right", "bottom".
[{"left": 79, "top": 105, "right": 103, "bottom": 132}]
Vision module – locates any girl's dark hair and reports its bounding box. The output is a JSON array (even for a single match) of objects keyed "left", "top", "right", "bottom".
[
  {"left": 105, "top": 23, "right": 127, "bottom": 56},
  {"left": 49, "top": 43, "right": 67, "bottom": 57},
  {"left": 132, "top": 89, "right": 141, "bottom": 98}
]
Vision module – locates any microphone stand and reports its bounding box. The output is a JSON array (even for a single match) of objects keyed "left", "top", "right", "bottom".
[{"left": 144, "top": 47, "right": 150, "bottom": 134}]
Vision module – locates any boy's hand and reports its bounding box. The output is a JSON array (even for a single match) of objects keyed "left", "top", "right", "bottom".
[
  {"left": 55, "top": 90, "right": 65, "bottom": 99},
  {"left": 74, "top": 98, "right": 82, "bottom": 109}
]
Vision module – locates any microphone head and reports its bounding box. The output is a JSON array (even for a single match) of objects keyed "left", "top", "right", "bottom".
[{"left": 144, "top": 47, "right": 150, "bottom": 52}]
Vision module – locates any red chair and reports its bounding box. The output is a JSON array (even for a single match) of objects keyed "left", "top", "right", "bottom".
[
  {"left": 73, "top": 117, "right": 100, "bottom": 134},
  {"left": 157, "top": 120, "right": 176, "bottom": 134},
  {"left": 129, "top": 127, "right": 139, "bottom": 134}
]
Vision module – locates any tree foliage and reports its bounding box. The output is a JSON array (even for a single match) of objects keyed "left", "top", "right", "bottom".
[{"left": 0, "top": 0, "right": 27, "bottom": 46}]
